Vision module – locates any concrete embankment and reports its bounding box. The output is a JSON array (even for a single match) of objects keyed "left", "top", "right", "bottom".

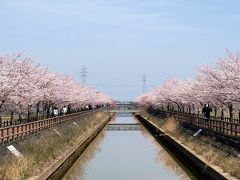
[
  {"left": 135, "top": 114, "right": 237, "bottom": 180},
  {"left": 31, "top": 113, "right": 116, "bottom": 180}
]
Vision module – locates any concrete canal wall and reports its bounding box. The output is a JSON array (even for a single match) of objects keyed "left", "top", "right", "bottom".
[
  {"left": 135, "top": 114, "right": 237, "bottom": 180},
  {"left": 31, "top": 113, "right": 116, "bottom": 180}
]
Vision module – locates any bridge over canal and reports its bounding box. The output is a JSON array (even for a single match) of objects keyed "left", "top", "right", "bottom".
[
  {"left": 107, "top": 123, "right": 142, "bottom": 131},
  {"left": 104, "top": 101, "right": 140, "bottom": 113}
]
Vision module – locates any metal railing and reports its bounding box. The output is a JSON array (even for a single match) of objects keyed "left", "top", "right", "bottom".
[
  {"left": 103, "top": 105, "right": 140, "bottom": 113},
  {"left": 107, "top": 123, "right": 141, "bottom": 131},
  {"left": 0, "top": 109, "right": 97, "bottom": 128},
  {"left": 0, "top": 109, "right": 99, "bottom": 145},
  {"left": 148, "top": 109, "right": 240, "bottom": 138}
]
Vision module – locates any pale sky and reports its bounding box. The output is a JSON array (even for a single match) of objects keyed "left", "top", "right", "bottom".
[{"left": 0, "top": 0, "right": 240, "bottom": 101}]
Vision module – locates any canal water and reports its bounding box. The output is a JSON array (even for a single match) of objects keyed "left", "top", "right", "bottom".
[{"left": 63, "top": 113, "right": 195, "bottom": 180}]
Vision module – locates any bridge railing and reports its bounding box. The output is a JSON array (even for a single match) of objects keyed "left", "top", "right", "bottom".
[
  {"left": 0, "top": 109, "right": 99, "bottom": 145},
  {"left": 148, "top": 109, "right": 240, "bottom": 138},
  {"left": 103, "top": 104, "right": 139, "bottom": 111},
  {"left": 107, "top": 123, "right": 142, "bottom": 131}
]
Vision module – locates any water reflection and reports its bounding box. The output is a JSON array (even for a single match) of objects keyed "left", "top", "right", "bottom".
[
  {"left": 63, "top": 130, "right": 106, "bottom": 180},
  {"left": 111, "top": 114, "right": 137, "bottom": 124},
  {"left": 63, "top": 115, "right": 194, "bottom": 180},
  {"left": 140, "top": 124, "right": 193, "bottom": 180}
]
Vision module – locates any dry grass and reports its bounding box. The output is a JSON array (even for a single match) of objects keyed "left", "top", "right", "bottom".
[
  {"left": 0, "top": 156, "right": 30, "bottom": 180},
  {"left": 140, "top": 111, "right": 164, "bottom": 127},
  {"left": 139, "top": 111, "right": 240, "bottom": 179},
  {"left": 0, "top": 112, "right": 112, "bottom": 180},
  {"left": 163, "top": 117, "right": 179, "bottom": 136},
  {"left": 181, "top": 136, "right": 240, "bottom": 178}
]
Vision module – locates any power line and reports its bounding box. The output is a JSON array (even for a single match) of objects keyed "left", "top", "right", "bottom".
[
  {"left": 87, "top": 84, "right": 157, "bottom": 88},
  {"left": 100, "top": 93, "right": 139, "bottom": 95},
  {"left": 80, "top": 66, "right": 87, "bottom": 84}
]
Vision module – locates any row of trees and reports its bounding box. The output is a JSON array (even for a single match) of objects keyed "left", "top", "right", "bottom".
[
  {"left": 136, "top": 50, "right": 240, "bottom": 121},
  {"left": 0, "top": 52, "right": 113, "bottom": 121}
]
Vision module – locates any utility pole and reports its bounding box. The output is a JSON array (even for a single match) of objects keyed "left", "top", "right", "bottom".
[
  {"left": 80, "top": 66, "right": 87, "bottom": 84},
  {"left": 142, "top": 73, "right": 146, "bottom": 93}
]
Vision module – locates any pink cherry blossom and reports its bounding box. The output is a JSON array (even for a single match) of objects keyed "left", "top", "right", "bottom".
[
  {"left": 0, "top": 52, "right": 114, "bottom": 121},
  {"left": 136, "top": 50, "right": 240, "bottom": 121}
]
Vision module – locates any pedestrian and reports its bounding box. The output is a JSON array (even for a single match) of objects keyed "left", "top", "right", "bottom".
[
  {"left": 202, "top": 104, "right": 212, "bottom": 119},
  {"left": 53, "top": 108, "right": 59, "bottom": 117},
  {"left": 62, "top": 106, "right": 67, "bottom": 115}
]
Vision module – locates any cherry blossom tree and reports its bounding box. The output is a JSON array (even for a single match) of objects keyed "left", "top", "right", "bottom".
[
  {"left": 137, "top": 50, "right": 240, "bottom": 121},
  {"left": 197, "top": 50, "right": 240, "bottom": 120},
  {"left": 0, "top": 52, "right": 114, "bottom": 123}
]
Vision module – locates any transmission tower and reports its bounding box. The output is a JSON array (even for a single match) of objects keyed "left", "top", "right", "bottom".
[
  {"left": 142, "top": 74, "right": 146, "bottom": 93},
  {"left": 81, "top": 66, "right": 87, "bottom": 84}
]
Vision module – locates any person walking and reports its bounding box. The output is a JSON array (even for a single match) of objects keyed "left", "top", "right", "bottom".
[
  {"left": 202, "top": 104, "right": 212, "bottom": 119},
  {"left": 62, "top": 106, "right": 67, "bottom": 115},
  {"left": 53, "top": 108, "right": 59, "bottom": 117}
]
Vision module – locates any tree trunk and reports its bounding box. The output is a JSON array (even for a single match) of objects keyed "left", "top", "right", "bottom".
[
  {"left": 238, "top": 111, "right": 240, "bottom": 122},
  {"left": 0, "top": 100, "right": 5, "bottom": 127},
  {"left": 43, "top": 102, "right": 47, "bottom": 118},
  {"left": 182, "top": 106, "right": 185, "bottom": 113},
  {"left": 189, "top": 105, "right": 191, "bottom": 114},
  {"left": 42, "top": 106, "right": 45, "bottom": 119},
  {"left": 27, "top": 106, "right": 31, "bottom": 121},
  {"left": 47, "top": 105, "right": 50, "bottom": 118},
  {"left": 10, "top": 112, "right": 13, "bottom": 120},
  {"left": 36, "top": 103, "right": 40, "bottom": 120},
  {"left": 42, "top": 103, "right": 46, "bottom": 119},
  {"left": 0, "top": 115, "right": 2, "bottom": 127},
  {"left": 11, "top": 112, "right": 14, "bottom": 123},
  {"left": 214, "top": 107, "right": 217, "bottom": 119},
  {"left": 229, "top": 104, "right": 233, "bottom": 122},
  {"left": 221, "top": 109, "right": 224, "bottom": 120},
  {"left": 19, "top": 113, "right": 22, "bottom": 123}
]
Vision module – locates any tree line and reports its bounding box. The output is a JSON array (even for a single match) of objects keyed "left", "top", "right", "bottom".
[
  {"left": 0, "top": 52, "right": 113, "bottom": 122},
  {"left": 137, "top": 50, "right": 240, "bottom": 121}
]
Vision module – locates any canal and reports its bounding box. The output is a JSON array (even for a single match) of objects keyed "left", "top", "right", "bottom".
[{"left": 63, "top": 113, "right": 195, "bottom": 180}]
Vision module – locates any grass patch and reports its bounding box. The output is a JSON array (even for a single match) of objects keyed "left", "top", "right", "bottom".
[
  {"left": 163, "top": 117, "right": 179, "bottom": 136},
  {"left": 0, "top": 112, "right": 112, "bottom": 180},
  {"left": 139, "top": 111, "right": 240, "bottom": 179}
]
